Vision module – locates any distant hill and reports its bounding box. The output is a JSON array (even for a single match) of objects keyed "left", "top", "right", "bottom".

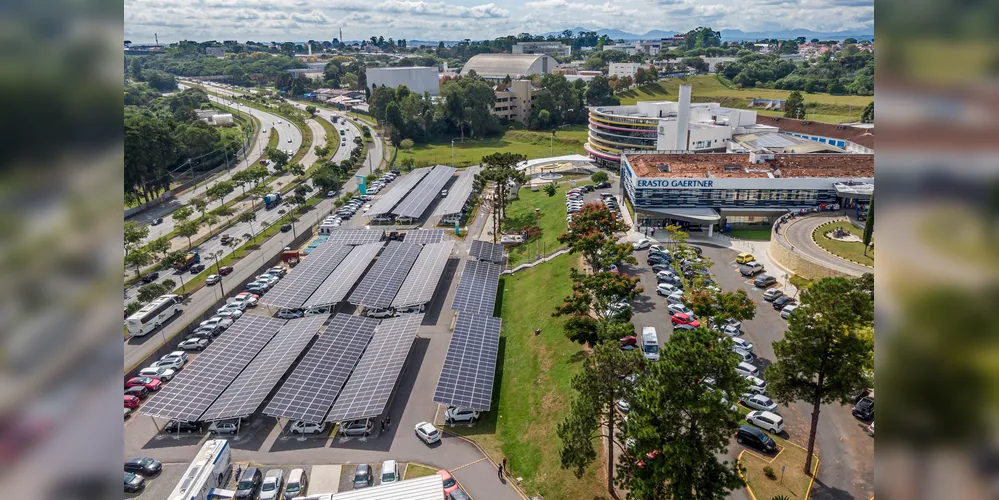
[{"left": 538, "top": 27, "right": 872, "bottom": 42}]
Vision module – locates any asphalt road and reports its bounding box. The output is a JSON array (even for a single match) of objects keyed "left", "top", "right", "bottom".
[{"left": 779, "top": 213, "right": 871, "bottom": 277}]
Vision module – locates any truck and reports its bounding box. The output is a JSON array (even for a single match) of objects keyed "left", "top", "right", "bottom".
[
  {"left": 281, "top": 250, "right": 301, "bottom": 266},
  {"left": 264, "top": 193, "right": 282, "bottom": 209},
  {"left": 165, "top": 440, "right": 232, "bottom": 500},
  {"left": 177, "top": 251, "right": 200, "bottom": 271}
]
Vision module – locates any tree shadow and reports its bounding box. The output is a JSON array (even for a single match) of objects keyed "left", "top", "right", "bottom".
[{"left": 809, "top": 477, "right": 855, "bottom": 500}]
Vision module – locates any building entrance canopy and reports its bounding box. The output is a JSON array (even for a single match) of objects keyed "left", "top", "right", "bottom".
[{"left": 637, "top": 207, "right": 721, "bottom": 223}]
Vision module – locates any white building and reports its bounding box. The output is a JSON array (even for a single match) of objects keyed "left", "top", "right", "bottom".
[
  {"left": 512, "top": 41, "right": 571, "bottom": 58},
  {"left": 366, "top": 66, "right": 440, "bottom": 96},
  {"left": 608, "top": 62, "right": 645, "bottom": 79},
  {"left": 460, "top": 53, "right": 557, "bottom": 80}
]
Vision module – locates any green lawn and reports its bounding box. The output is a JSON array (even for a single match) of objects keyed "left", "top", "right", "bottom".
[
  {"left": 397, "top": 126, "right": 590, "bottom": 167},
  {"left": 812, "top": 221, "right": 873, "bottom": 266},
  {"left": 740, "top": 435, "right": 819, "bottom": 500},
  {"left": 403, "top": 464, "right": 438, "bottom": 480},
  {"left": 724, "top": 228, "right": 772, "bottom": 241},
  {"left": 616, "top": 75, "right": 873, "bottom": 124},
  {"left": 449, "top": 254, "right": 608, "bottom": 500},
  {"left": 503, "top": 186, "right": 569, "bottom": 267},
  {"left": 789, "top": 274, "right": 813, "bottom": 290}
]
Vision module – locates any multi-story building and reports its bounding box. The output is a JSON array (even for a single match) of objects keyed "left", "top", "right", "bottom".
[
  {"left": 512, "top": 41, "right": 571, "bottom": 58},
  {"left": 492, "top": 80, "right": 543, "bottom": 122},
  {"left": 608, "top": 62, "right": 645, "bottom": 79},
  {"left": 756, "top": 116, "right": 874, "bottom": 154},
  {"left": 366, "top": 66, "right": 440, "bottom": 96}
]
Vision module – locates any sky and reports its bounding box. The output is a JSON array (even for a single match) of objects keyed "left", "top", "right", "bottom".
[{"left": 123, "top": 0, "right": 874, "bottom": 44}]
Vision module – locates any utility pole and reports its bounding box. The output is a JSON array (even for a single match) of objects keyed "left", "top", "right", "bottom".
[{"left": 451, "top": 139, "right": 455, "bottom": 167}]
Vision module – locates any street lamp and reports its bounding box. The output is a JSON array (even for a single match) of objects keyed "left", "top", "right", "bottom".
[
  {"left": 535, "top": 207, "right": 541, "bottom": 259},
  {"left": 451, "top": 139, "right": 455, "bottom": 167},
  {"left": 212, "top": 250, "right": 226, "bottom": 298}
]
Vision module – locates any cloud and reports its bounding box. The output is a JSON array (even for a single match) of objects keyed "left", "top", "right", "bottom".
[
  {"left": 291, "top": 10, "right": 330, "bottom": 24},
  {"left": 375, "top": 0, "right": 509, "bottom": 18}
]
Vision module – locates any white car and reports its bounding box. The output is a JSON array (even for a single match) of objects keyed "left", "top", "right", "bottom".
[
  {"left": 741, "top": 394, "right": 778, "bottom": 412},
  {"left": 138, "top": 366, "right": 176, "bottom": 381},
  {"left": 657, "top": 283, "right": 681, "bottom": 296},
  {"left": 745, "top": 374, "right": 768, "bottom": 395},
  {"left": 233, "top": 292, "right": 259, "bottom": 307},
  {"left": 199, "top": 317, "right": 230, "bottom": 331},
  {"left": 445, "top": 406, "right": 480, "bottom": 424},
  {"left": 290, "top": 421, "right": 328, "bottom": 434},
  {"left": 763, "top": 288, "right": 783, "bottom": 301},
  {"left": 415, "top": 422, "right": 441, "bottom": 445},
  {"left": 363, "top": 204, "right": 371, "bottom": 212},
  {"left": 267, "top": 266, "right": 287, "bottom": 277},
  {"left": 216, "top": 306, "right": 243, "bottom": 319},
  {"left": 205, "top": 274, "right": 222, "bottom": 285},
  {"left": 381, "top": 460, "right": 399, "bottom": 484},
  {"left": 780, "top": 304, "right": 799, "bottom": 319},
  {"left": 364, "top": 307, "right": 395, "bottom": 319},
  {"left": 728, "top": 336, "right": 753, "bottom": 352},
  {"left": 667, "top": 303, "right": 694, "bottom": 317},
  {"left": 632, "top": 239, "right": 652, "bottom": 250},
  {"left": 616, "top": 400, "right": 630, "bottom": 413},
  {"left": 735, "top": 361, "right": 760, "bottom": 378},
  {"left": 656, "top": 270, "right": 677, "bottom": 281},
  {"left": 178, "top": 338, "right": 210, "bottom": 351},
  {"left": 666, "top": 291, "right": 686, "bottom": 305},
  {"left": 746, "top": 410, "right": 784, "bottom": 434},
  {"left": 260, "top": 470, "right": 284, "bottom": 500},
  {"left": 276, "top": 309, "right": 304, "bottom": 319},
  {"left": 152, "top": 352, "right": 187, "bottom": 370},
  {"left": 732, "top": 348, "right": 754, "bottom": 363}
]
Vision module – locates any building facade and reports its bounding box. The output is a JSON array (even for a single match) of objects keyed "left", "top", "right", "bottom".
[
  {"left": 460, "top": 54, "right": 557, "bottom": 80},
  {"left": 512, "top": 41, "right": 571, "bottom": 58},
  {"left": 492, "top": 80, "right": 543, "bottom": 122},
  {"left": 620, "top": 151, "right": 873, "bottom": 233},
  {"left": 366, "top": 67, "right": 440, "bottom": 96},
  {"left": 608, "top": 62, "right": 644, "bottom": 78}
]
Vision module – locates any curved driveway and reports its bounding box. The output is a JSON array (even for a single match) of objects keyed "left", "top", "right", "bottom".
[{"left": 779, "top": 213, "right": 872, "bottom": 277}]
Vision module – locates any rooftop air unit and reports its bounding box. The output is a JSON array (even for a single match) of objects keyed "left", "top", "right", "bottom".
[
  {"left": 656, "top": 163, "right": 671, "bottom": 173},
  {"left": 723, "top": 164, "right": 741, "bottom": 171}
]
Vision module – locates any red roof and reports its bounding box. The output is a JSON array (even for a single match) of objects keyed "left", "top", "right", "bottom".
[{"left": 756, "top": 116, "right": 874, "bottom": 150}]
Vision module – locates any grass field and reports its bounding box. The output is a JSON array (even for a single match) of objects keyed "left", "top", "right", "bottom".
[
  {"left": 740, "top": 435, "right": 819, "bottom": 500},
  {"left": 616, "top": 75, "right": 872, "bottom": 124},
  {"left": 448, "top": 254, "right": 608, "bottom": 500},
  {"left": 812, "top": 221, "right": 874, "bottom": 266},
  {"left": 397, "top": 126, "right": 590, "bottom": 167},
  {"left": 725, "top": 228, "right": 772, "bottom": 241},
  {"left": 502, "top": 186, "right": 569, "bottom": 267},
  {"left": 403, "top": 464, "right": 438, "bottom": 480}
]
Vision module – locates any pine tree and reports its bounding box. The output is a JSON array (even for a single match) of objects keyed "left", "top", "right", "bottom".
[{"left": 784, "top": 90, "right": 806, "bottom": 119}]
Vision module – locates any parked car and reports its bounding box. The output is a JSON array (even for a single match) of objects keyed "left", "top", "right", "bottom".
[
  {"left": 276, "top": 308, "right": 305, "bottom": 319},
  {"left": 208, "top": 419, "right": 240, "bottom": 435},
  {"left": 445, "top": 406, "right": 480, "bottom": 424},
  {"left": 632, "top": 239, "right": 651, "bottom": 250},
  {"left": 124, "top": 386, "right": 150, "bottom": 400},
  {"left": 124, "top": 472, "right": 146, "bottom": 493},
  {"left": 595, "top": 181, "right": 611, "bottom": 188},
  {"left": 448, "top": 488, "right": 471, "bottom": 500},
  {"left": 745, "top": 375, "right": 768, "bottom": 395},
  {"left": 741, "top": 394, "right": 778, "bottom": 412},
  {"left": 737, "top": 425, "right": 777, "bottom": 453},
  {"left": 671, "top": 313, "right": 700, "bottom": 328},
  {"left": 352, "top": 464, "right": 373, "bottom": 489},
  {"left": 235, "top": 466, "right": 262, "bottom": 500},
  {"left": 199, "top": 317, "right": 231, "bottom": 331},
  {"left": 178, "top": 337, "right": 210, "bottom": 351},
  {"left": 163, "top": 420, "right": 200, "bottom": 434},
  {"left": 283, "top": 469, "right": 308, "bottom": 500},
  {"left": 647, "top": 254, "right": 668, "bottom": 265},
  {"left": 652, "top": 263, "right": 672, "bottom": 273},
  {"left": 732, "top": 348, "right": 754, "bottom": 363},
  {"left": 619, "top": 335, "right": 638, "bottom": 348},
  {"left": 773, "top": 295, "right": 796, "bottom": 310},
  {"left": 852, "top": 397, "right": 875, "bottom": 421},
  {"left": 438, "top": 470, "right": 460, "bottom": 495},
  {"left": 736, "top": 253, "right": 756, "bottom": 264},
  {"left": 124, "top": 457, "right": 162, "bottom": 476},
  {"left": 260, "top": 469, "right": 284, "bottom": 500},
  {"left": 415, "top": 422, "right": 441, "bottom": 444},
  {"left": 153, "top": 351, "right": 188, "bottom": 370},
  {"left": 125, "top": 377, "right": 161, "bottom": 391},
  {"left": 364, "top": 307, "right": 396, "bottom": 319},
  {"left": 762, "top": 288, "right": 783, "bottom": 301},
  {"left": 380, "top": 460, "right": 399, "bottom": 484},
  {"left": 727, "top": 336, "right": 754, "bottom": 353},
  {"left": 124, "top": 395, "right": 140, "bottom": 409},
  {"left": 267, "top": 266, "right": 287, "bottom": 277},
  {"left": 740, "top": 262, "right": 765, "bottom": 276},
  {"left": 780, "top": 304, "right": 799, "bottom": 319},
  {"left": 657, "top": 283, "right": 681, "bottom": 296},
  {"left": 746, "top": 410, "right": 784, "bottom": 434},
  {"left": 138, "top": 366, "right": 176, "bottom": 382},
  {"left": 290, "top": 421, "right": 327, "bottom": 435},
  {"left": 735, "top": 361, "right": 760, "bottom": 378},
  {"left": 340, "top": 419, "right": 373, "bottom": 436},
  {"left": 754, "top": 275, "right": 777, "bottom": 288}
]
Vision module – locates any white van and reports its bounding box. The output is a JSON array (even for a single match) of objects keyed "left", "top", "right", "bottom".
[
  {"left": 641, "top": 327, "right": 659, "bottom": 361},
  {"left": 735, "top": 361, "right": 760, "bottom": 377}
]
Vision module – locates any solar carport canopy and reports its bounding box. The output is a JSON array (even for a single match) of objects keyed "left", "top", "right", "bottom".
[
  {"left": 433, "top": 312, "right": 502, "bottom": 411},
  {"left": 404, "top": 229, "right": 445, "bottom": 245},
  {"left": 451, "top": 260, "right": 503, "bottom": 316},
  {"left": 368, "top": 168, "right": 431, "bottom": 216},
  {"left": 434, "top": 166, "right": 481, "bottom": 216},
  {"left": 264, "top": 314, "right": 379, "bottom": 423},
  {"left": 392, "top": 240, "right": 454, "bottom": 308},
  {"left": 392, "top": 165, "right": 456, "bottom": 219},
  {"left": 142, "top": 315, "right": 287, "bottom": 421},
  {"left": 325, "top": 314, "right": 423, "bottom": 422},
  {"left": 303, "top": 242, "right": 384, "bottom": 309},
  {"left": 261, "top": 243, "right": 354, "bottom": 309},
  {"left": 200, "top": 315, "right": 327, "bottom": 421},
  {"left": 469, "top": 239, "right": 505, "bottom": 264},
  {"left": 347, "top": 241, "right": 422, "bottom": 308},
  {"left": 322, "top": 229, "right": 385, "bottom": 246}
]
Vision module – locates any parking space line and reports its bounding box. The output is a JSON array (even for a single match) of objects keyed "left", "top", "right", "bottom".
[{"left": 450, "top": 457, "right": 488, "bottom": 472}]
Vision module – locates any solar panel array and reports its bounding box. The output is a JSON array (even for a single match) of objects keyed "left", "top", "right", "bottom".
[
  {"left": 303, "top": 242, "right": 384, "bottom": 308},
  {"left": 141, "top": 315, "right": 286, "bottom": 421},
  {"left": 433, "top": 312, "right": 502, "bottom": 411},
  {"left": 392, "top": 241, "right": 454, "bottom": 308},
  {"left": 404, "top": 229, "right": 445, "bottom": 245},
  {"left": 348, "top": 241, "right": 422, "bottom": 308},
  {"left": 323, "top": 229, "right": 385, "bottom": 246},
  {"left": 325, "top": 314, "right": 423, "bottom": 422},
  {"left": 392, "top": 165, "right": 456, "bottom": 219},
  {"left": 263, "top": 314, "right": 379, "bottom": 423},
  {"left": 261, "top": 244, "right": 354, "bottom": 309},
  {"left": 368, "top": 168, "right": 431, "bottom": 216},
  {"left": 451, "top": 260, "right": 503, "bottom": 316},
  {"left": 434, "top": 165, "right": 482, "bottom": 216},
  {"left": 469, "top": 239, "right": 506, "bottom": 264},
  {"left": 200, "top": 315, "right": 326, "bottom": 421}
]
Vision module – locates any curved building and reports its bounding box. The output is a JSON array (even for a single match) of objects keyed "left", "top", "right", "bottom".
[
  {"left": 586, "top": 105, "right": 661, "bottom": 164},
  {"left": 460, "top": 53, "right": 556, "bottom": 80}
]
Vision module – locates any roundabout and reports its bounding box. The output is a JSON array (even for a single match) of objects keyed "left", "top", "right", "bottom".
[{"left": 771, "top": 213, "right": 873, "bottom": 278}]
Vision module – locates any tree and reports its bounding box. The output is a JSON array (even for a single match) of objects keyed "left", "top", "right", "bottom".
[
  {"left": 590, "top": 171, "right": 609, "bottom": 184},
  {"left": 204, "top": 214, "right": 219, "bottom": 236},
  {"left": 861, "top": 101, "right": 873, "bottom": 123},
  {"left": 557, "top": 203, "right": 633, "bottom": 272},
  {"left": 176, "top": 220, "right": 201, "bottom": 250},
  {"left": 125, "top": 247, "right": 154, "bottom": 276},
  {"left": 474, "top": 153, "right": 529, "bottom": 243},
  {"left": 554, "top": 270, "right": 643, "bottom": 344},
  {"left": 784, "top": 90, "right": 806, "bottom": 119},
  {"left": 146, "top": 236, "right": 171, "bottom": 262},
  {"left": 584, "top": 75, "right": 619, "bottom": 106},
  {"left": 862, "top": 195, "right": 874, "bottom": 256},
  {"left": 237, "top": 211, "right": 258, "bottom": 239},
  {"left": 305, "top": 105, "right": 317, "bottom": 115},
  {"left": 617, "top": 327, "right": 748, "bottom": 499},
  {"left": 191, "top": 196, "right": 209, "bottom": 219},
  {"left": 765, "top": 275, "right": 874, "bottom": 474},
  {"left": 543, "top": 182, "right": 557, "bottom": 197},
  {"left": 206, "top": 181, "right": 235, "bottom": 213},
  {"left": 267, "top": 148, "right": 291, "bottom": 170},
  {"left": 558, "top": 344, "right": 644, "bottom": 495},
  {"left": 288, "top": 163, "right": 306, "bottom": 177},
  {"left": 399, "top": 138, "right": 415, "bottom": 150},
  {"left": 124, "top": 221, "right": 149, "bottom": 256},
  {"left": 685, "top": 289, "right": 757, "bottom": 327},
  {"left": 137, "top": 282, "right": 169, "bottom": 303}
]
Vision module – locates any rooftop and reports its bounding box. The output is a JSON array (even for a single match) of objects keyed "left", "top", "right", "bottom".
[
  {"left": 624, "top": 152, "right": 874, "bottom": 179},
  {"left": 460, "top": 53, "right": 555, "bottom": 78},
  {"left": 757, "top": 116, "right": 875, "bottom": 150}
]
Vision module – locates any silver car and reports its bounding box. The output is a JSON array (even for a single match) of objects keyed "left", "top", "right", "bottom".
[{"left": 260, "top": 469, "right": 284, "bottom": 500}]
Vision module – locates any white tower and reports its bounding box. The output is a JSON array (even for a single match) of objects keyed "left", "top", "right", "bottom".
[{"left": 674, "top": 84, "right": 692, "bottom": 150}]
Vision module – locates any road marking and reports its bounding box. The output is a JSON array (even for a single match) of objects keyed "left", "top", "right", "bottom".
[{"left": 451, "top": 457, "right": 488, "bottom": 472}]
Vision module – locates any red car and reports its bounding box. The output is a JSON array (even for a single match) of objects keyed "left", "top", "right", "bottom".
[
  {"left": 125, "top": 377, "right": 162, "bottom": 391},
  {"left": 619, "top": 336, "right": 638, "bottom": 348},
  {"left": 670, "top": 313, "right": 701, "bottom": 328},
  {"left": 124, "top": 395, "right": 140, "bottom": 409},
  {"left": 437, "top": 469, "right": 459, "bottom": 495},
  {"left": 219, "top": 265, "right": 234, "bottom": 276}
]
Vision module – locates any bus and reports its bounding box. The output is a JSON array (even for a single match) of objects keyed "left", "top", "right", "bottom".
[
  {"left": 126, "top": 294, "right": 182, "bottom": 337},
  {"left": 167, "top": 439, "right": 232, "bottom": 500}
]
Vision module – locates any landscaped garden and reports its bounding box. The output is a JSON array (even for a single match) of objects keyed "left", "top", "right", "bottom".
[
  {"left": 740, "top": 434, "right": 819, "bottom": 500},
  {"left": 397, "top": 126, "right": 590, "bottom": 168},
  {"left": 813, "top": 221, "right": 873, "bottom": 266},
  {"left": 502, "top": 186, "right": 569, "bottom": 267}
]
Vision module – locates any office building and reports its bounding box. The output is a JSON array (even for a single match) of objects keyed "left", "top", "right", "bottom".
[
  {"left": 512, "top": 41, "right": 571, "bottom": 58},
  {"left": 492, "top": 80, "right": 543, "bottom": 122}
]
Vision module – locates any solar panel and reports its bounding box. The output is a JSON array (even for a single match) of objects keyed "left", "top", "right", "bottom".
[
  {"left": 261, "top": 244, "right": 354, "bottom": 309},
  {"left": 322, "top": 229, "right": 385, "bottom": 246},
  {"left": 141, "top": 315, "right": 286, "bottom": 421},
  {"left": 451, "top": 260, "right": 503, "bottom": 316},
  {"left": 392, "top": 241, "right": 454, "bottom": 308},
  {"left": 263, "top": 314, "right": 379, "bottom": 423},
  {"left": 200, "top": 315, "right": 326, "bottom": 421},
  {"left": 404, "top": 229, "right": 445, "bottom": 245},
  {"left": 303, "top": 242, "right": 384, "bottom": 308},
  {"left": 325, "top": 314, "right": 423, "bottom": 422},
  {"left": 368, "top": 168, "right": 431, "bottom": 216},
  {"left": 347, "top": 241, "right": 422, "bottom": 308},
  {"left": 392, "top": 165, "right": 456, "bottom": 219},
  {"left": 434, "top": 166, "right": 481, "bottom": 216},
  {"left": 433, "top": 312, "right": 502, "bottom": 411},
  {"left": 469, "top": 239, "right": 506, "bottom": 264}
]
